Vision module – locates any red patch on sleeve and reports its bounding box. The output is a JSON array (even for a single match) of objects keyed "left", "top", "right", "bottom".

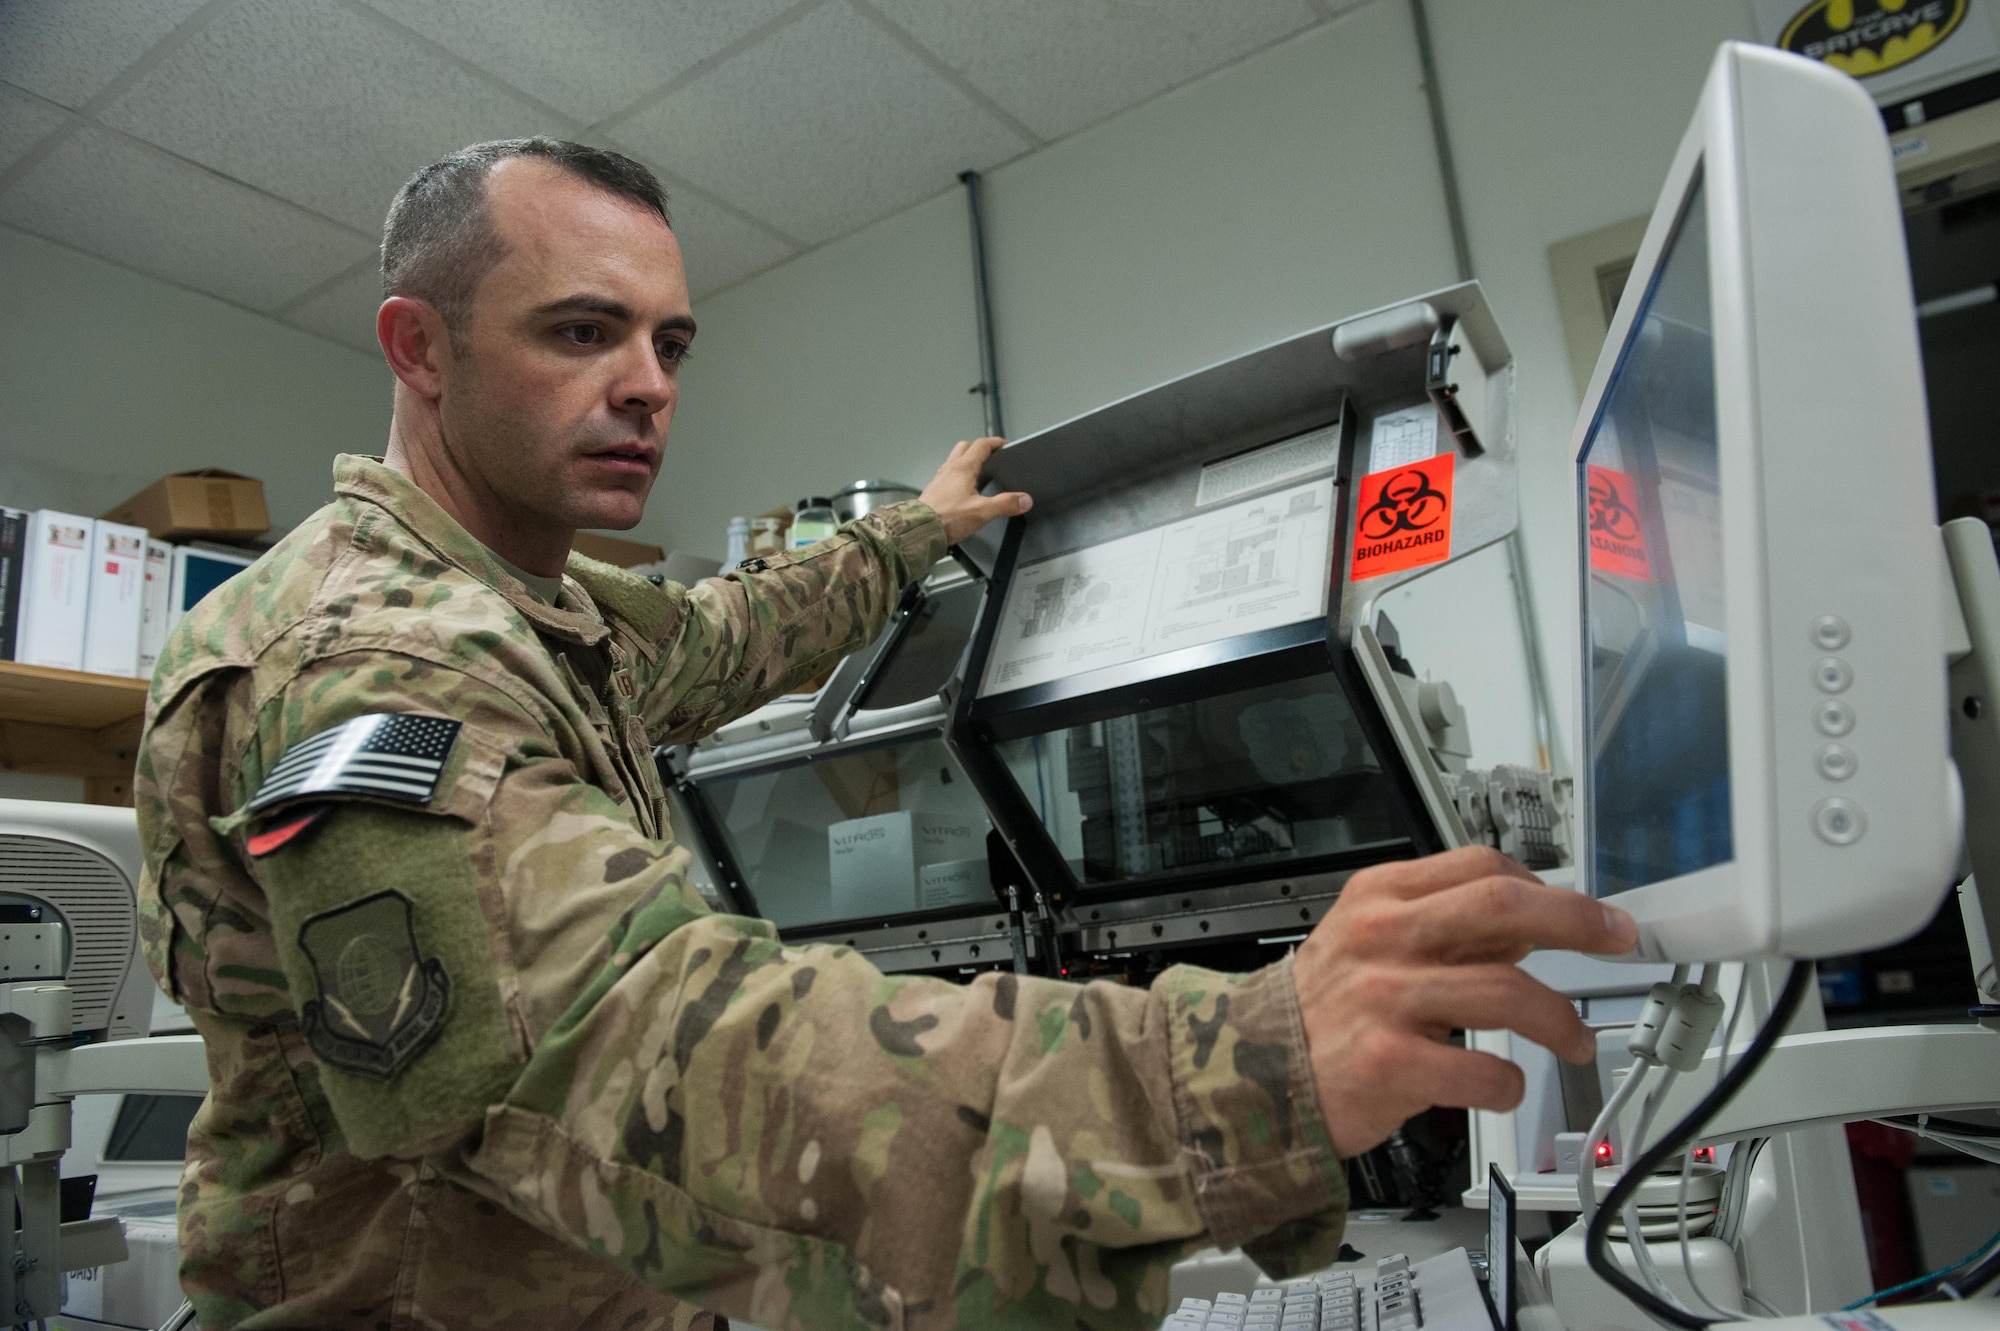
[{"left": 246, "top": 805, "right": 331, "bottom": 858}]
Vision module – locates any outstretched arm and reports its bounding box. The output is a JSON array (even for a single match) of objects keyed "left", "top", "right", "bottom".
[{"left": 610, "top": 437, "right": 1031, "bottom": 744}]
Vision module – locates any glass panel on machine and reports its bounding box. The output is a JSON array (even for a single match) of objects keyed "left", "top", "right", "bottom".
[
  {"left": 699, "top": 736, "right": 995, "bottom": 930},
  {"left": 996, "top": 673, "right": 1413, "bottom": 890},
  {"left": 856, "top": 579, "right": 984, "bottom": 712},
  {"left": 1581, "top": 174, "right": 1732, "bottom": 897}
]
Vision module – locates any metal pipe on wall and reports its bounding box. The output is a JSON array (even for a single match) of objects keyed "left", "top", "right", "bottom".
[
  {"left": 1410, "top": 0, "right": 1563, "bottom": 773},
  {"left": 959, "top": 169, "right": 1007, "bottom": 439}
]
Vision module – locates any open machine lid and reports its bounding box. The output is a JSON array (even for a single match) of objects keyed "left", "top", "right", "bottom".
[
  {"left": 672, "top": 564, "right": 1007, "bottom": 949},
  {"left": 949, "top": 282, "right": 1518, "bottom": 911}
]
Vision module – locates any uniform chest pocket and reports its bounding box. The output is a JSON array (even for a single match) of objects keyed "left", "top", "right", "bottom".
[{"left": 554, "top": 652, "right": 662, "bottom": 838}]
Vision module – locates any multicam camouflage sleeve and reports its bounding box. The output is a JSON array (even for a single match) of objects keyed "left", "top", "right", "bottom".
[
  {"left": 585, "top": 499, "right": 953, "bottom": 744},
  {"left": 232, "top": 657, "right": 1345, "bottom": 1331},
  {"left": 160, "top": 495, "right": 1346, "bottom": 1329}
]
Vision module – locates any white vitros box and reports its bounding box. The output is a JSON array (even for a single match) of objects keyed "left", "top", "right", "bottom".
[
  {"left": 828, "top": 811, "right": 986, "bottom": 919},
  {"left": 81, "top": 520, "right": 148, "bottom": 677},
  {"left": 138, "top": 538, "right": 172, "bottom": 678},
  {"left": 919, "top": 857, "right": 992, "bottom": 910},
  {"left": 17, "top": 510, "right": 94, "bottom": 671},
  {"left": 830, "top": 812, "right": 920, "bottom": 919}
]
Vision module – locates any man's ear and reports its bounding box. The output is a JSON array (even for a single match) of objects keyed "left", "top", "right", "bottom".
[{"left": 378, "top": 296, "right": 451, "bottom": 401}]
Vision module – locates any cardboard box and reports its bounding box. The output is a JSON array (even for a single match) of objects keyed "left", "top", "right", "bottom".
[
  {"left": 828, "top": 811, "right": 986, "bottom": 920},
  {"left": 17, "top": 510, "right": 93, "bottom": 671},
  {"left": 572, "top": 531, "right": 665, "bottom": 568},
  {"left": 103, "top": 470, "right": 269, "bottom": 540},
  {"left": 81, "top": 519, "right": 147, "bottom": 677}
]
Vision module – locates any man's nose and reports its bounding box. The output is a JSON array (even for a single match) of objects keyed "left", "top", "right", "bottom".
[{"left": 611, "top": 339, "right": 673, "bottom": 416}]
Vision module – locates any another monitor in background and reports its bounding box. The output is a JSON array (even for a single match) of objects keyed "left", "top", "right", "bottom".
[
  {"left": 167, "top": 544, "right": 256, "bottom": 634},
  {"left": 1486, "top": 1164, "right": 1515, "bottom": 1331},
  {"left": 1574, "top": 41, "right": 1959, "bottom": 964}
]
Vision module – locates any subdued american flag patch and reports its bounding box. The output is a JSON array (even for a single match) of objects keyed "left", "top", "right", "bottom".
[{"left": 246, "top": 714, "right": 461, "bottom": 812}]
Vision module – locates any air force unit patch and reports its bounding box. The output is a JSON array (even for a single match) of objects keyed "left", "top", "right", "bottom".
[{"left": 298, "top": 891, "right": 451, "bottom": 1080}]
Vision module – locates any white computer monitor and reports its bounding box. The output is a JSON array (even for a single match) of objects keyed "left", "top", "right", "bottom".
[{"left": 1574, "top": 41, "right": 1960, "bottom": 963}]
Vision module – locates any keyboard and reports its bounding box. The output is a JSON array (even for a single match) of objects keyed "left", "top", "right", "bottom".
[{"left": 1163, "top": 1248, "right": 1494, "bottom": 1331}]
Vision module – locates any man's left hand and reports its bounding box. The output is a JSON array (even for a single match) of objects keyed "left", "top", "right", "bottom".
[{"left": 919, "top": 437, "right": 1032, "bottom": 544}]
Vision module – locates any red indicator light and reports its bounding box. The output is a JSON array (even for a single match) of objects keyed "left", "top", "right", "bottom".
[
  {"left": 1594, "top": 1140, "right": 1614, "bottom": 1163},
  {"left": 1692, "top": 1147, "right": 1715, "bottom": 1163}
]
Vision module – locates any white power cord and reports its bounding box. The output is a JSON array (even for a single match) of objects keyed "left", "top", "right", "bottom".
[
  {"left": 1581, "top": 964, "right": 1736, "bottom": 1324},
  {"left": 1678, "top": 965, "right": 1755, "bottom": 1321},
  {"left": 1579, "top": 963, "right": 1692, "bottom": 1224},
  {"left": 1580, "top": 1055, "right": 1652, "bottom": 1222}
]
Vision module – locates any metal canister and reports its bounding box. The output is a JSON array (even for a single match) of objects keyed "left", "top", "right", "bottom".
[{"left": 832, "top": 479, "right": 920, "bottom": 523}]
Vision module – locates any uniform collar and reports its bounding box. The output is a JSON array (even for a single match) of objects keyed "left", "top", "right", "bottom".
[{"left": 333, "top": 454, "right": 611, "bottom": 648}]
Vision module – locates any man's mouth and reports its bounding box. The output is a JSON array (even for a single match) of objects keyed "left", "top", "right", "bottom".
[{"left": 584, "top": 443, "right": 658, "bottom": 475}]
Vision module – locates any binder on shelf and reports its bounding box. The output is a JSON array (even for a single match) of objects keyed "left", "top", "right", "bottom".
[
  {"left": 0, "top": 509, "right": 27, "bottom": 662},
  {"left": 166, "top": 545, "right": 256, "bottom": 635},
  {"left": 138, "top": 538, "right": 172, "bottom": 678},
  {"left": 17, "top": 510, "right": 94, "bottom": 672},
  {"left": 82, "top": 519, "right": 148, "bottom": 678}
]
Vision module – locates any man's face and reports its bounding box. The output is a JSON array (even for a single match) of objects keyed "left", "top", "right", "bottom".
[{"left": 434, "top": 158, "right": 694, "bottom": 536}]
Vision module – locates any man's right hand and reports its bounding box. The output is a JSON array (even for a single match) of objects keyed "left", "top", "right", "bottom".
[
  {"left": 918, "top": 436, "right": 1032, "bottom": 544},
  {"left": 1293, "top": 846, "right": 1639, "bottom": 1158}
]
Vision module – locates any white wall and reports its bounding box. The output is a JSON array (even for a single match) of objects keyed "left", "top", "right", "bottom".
[
  {"left": 655, "top": 0, "right": 1774, "bottom": 771},
  {"left": 0, "top": 225, "right": 389, "bottom": 534},
  {"left": 660, "top": 0, "right": 2000, "bottom": 772}
]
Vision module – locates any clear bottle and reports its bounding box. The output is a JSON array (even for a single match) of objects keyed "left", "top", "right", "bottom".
[
  {"left": 724, "top": 516, "right": 750, "bottom": 568},
  {"left": 788, "top": 497, "right": 838, "bottom": 550}
]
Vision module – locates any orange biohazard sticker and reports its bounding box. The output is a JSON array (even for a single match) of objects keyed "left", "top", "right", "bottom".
[
  {"left": 1352, "top": 453, "right": 1454, "bottom": 579},
  {"left": 1586, "top": 464, "right": 1651, "bottom": 581}
]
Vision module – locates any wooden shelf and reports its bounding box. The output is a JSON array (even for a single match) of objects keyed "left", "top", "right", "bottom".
[
  {"left": 0, "top": 661, "right": 149, "bottom": 730},
  {"left": 0, "top": 662, "right": 151, "bottom": 805}
]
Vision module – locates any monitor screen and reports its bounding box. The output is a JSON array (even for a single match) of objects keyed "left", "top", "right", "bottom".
[
  {"left": 1487, "top": 1164, "right": 1515, "bottom": 1331},
  {"left": 1580, "top": 173, "right": 1733, "bottom": 899},
  {"left": 994, "top": 672, "right": 1415, "bottom": 892}
]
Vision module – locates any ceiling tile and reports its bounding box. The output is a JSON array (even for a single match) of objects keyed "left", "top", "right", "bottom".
[
  {"left": 654, "top": 184, "right": 795, "bottom": 299},
  {"left": 0, "top": 125, "right": 371, "bottom": 311},
  {"left": 98, "top": 0, "right": 570, "bottom": 233},
  {"left": 868, "top": 0, "right": 1320, "bottom": 142},
  {"left": 281, "top": 261, "right": 385, "bottom": 356},
  {"left": 613, "top": 1, "right": 1028, "bottom": 246},
  {"left": 357, "top": 0, "right": 799, "bottom": 126},
  {"left": 0, "top": 84, "right": 70, "bottom": 172},
  {"left": 0, "top": 0, "right": 207, "bottom": 108}
]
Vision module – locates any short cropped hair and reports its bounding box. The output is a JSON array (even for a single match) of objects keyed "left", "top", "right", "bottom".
[{"left": 381, "top": 138, "right": 671, "bottom": 341}]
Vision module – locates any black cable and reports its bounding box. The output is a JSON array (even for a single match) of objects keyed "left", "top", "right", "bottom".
[{"left": 1584, "top": 960, "right": 1814, "bottom": 1330}]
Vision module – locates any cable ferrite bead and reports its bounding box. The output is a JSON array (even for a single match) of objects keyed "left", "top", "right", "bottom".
[
  {"left": 1658, "top": 984, "right": 1727, "bottom": 1072},
  {"left": 1626, "top": 981, "right": 1678, "bottom": 1063}
]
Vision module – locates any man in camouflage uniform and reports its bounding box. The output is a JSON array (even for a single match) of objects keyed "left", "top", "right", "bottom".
[{"left": 137, "top": 139, "right": 1633, "bottom": 1330}]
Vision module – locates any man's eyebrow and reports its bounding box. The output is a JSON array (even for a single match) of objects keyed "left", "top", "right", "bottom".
[
  {"left": 535, "top": 295, "right": 695, "bottom": 338},
  {"left": 536, "top": 293, "right": 632, "bottom": 320}
]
